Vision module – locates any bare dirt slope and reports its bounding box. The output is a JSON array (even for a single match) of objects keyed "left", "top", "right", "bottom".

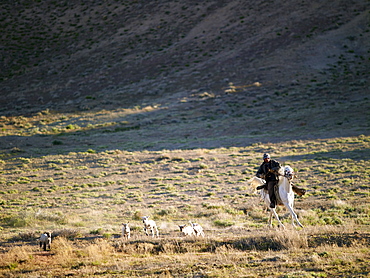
[{"left": 0, "top": 0, "right": 369, "bottom": 151}]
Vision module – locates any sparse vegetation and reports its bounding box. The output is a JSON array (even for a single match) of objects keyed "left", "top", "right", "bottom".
[
  {"left": 0, "top": 134, "right": 369, "bottom": 276},
  {"left": 0, "top": 0, "right": 369, "bottom": 277}
]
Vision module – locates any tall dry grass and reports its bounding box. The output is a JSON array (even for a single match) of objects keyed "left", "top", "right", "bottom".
[
  {"left": 0, "top": 245, "right": 34, "bottom": 269},
  {"left": 52, "top": 237, "right": 75, "bottom": 267},
  {"left": 0, "top": 227, "right": 369, "bottom": 277}
]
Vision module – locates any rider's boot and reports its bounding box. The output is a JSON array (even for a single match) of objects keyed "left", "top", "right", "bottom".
[
  {"left": 269, "top": 196, "right": 276, "bottom": 208},
  {"left": 267, "top": 181, "right": 276, "bottom": 208}
]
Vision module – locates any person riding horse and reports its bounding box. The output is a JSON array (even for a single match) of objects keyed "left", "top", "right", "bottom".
[
  {"left": 256, "top": 153, "right": 306, "bottom": 208},
  {"left": 256, "top": 153, "right": 281, "bottom": 208}
]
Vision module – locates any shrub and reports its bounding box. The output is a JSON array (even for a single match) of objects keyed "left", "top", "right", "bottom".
[
  {"left": 90, "top": 228, "right": 103, "bottom": 235},
  {"left": 52, "top": 140, "right": 63, "bottom": 145},
  {"left": 213, "top": 219, "right": 234, "bottom": 227},
  {"left": 54, "top": 228, "right": 82, "bottom": 239}
]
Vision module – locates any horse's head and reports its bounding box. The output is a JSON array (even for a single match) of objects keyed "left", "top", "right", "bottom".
[{"left": 284, "top": 166, "right": 294, "bottom": 180}]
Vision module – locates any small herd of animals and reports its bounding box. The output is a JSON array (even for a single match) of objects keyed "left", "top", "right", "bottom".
[
  {"left": 122, "top": 216, "right": 205, "bottom": 240},
  {"left": 38, "top": 217, "right": 205, "bottom": 251},
  {"left": 38, "top": 164, "right": 304, "bottom": 251}
]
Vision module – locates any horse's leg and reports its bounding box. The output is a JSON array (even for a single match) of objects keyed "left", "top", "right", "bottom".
[
  {"left": 270, "top": 208, "right": 285, "bottom": 229},
  {"left": 263, "top": 191, "right": 274, "bottom": 228},
  {"left": 291, "top": 214, "right": 297, "bottom": 228},
  {"left": 284, "top": 204, "right": 303, "bottom": 228},
  {"left": 268, "top": 209, "right": 273, "bottom": 228},
  {"left": 264, "top": 189, "right": 284, "bottom": 229}
]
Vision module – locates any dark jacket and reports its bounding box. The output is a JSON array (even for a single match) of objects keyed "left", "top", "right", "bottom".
[{"left": 256, "top": 159, "right": 281, "bottom": 181}]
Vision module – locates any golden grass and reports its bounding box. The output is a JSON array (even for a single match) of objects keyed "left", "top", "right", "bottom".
[
  {"left": 0, "top": 228, "right": 369, "bottom": 277},
  {"left": 0, "top": 135, "right": 369, "bottom": 276}
]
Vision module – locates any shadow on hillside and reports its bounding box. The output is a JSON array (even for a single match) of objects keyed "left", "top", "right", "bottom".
[
  {"left": 0, "top": 131, "right": 368, "bottom": 165},
  {"left": 0, "top": 98, "right": 368, "bottom": 159},
  {"left": 278, "top": 148, "right": 368, "bottom": 162}
]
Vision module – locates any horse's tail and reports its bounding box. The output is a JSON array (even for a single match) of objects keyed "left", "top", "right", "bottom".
[{"left": 247, "top": 177, "right": 265, "bottom": 189}]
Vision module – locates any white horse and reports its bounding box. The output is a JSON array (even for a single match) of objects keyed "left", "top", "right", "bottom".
[{"left": 248, "top": 166, "right": 303, "bottom": 229}]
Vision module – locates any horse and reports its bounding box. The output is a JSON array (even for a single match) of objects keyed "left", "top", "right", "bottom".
[{"left": 247, "top": 166, "right": 303, "bottom": 229}]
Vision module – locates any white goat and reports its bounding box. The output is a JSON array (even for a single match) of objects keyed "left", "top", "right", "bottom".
[
  {"left": 39, "top": 232, "right": 52, "bottom": 251},
  {"left": 122, "top": 223, "right": 131, "bottom": 239},
  {"left": 190, "top": 221, "right": 205, "bottom": 237},
  {"left": 142, "top": 216, "right": 159, "bottom": 237},
  {"left": 178, "top": 224, "right": 195, "bottom": 236}
]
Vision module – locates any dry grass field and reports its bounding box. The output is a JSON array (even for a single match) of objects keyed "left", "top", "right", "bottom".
[
  {"left": 0, "top": 128, "right": 369, "bottom": 277},
  {"left": 1, "top": 0, "right": 369, "bottom": 277}
]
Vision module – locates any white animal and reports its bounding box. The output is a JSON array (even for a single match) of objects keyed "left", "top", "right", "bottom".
[
  {"left": 39, "top": 232, "right": 52, "bottom": 251},
  {"left": 190, "top": 221, "right": 205, "bottom": 237},
  {"left": 122, "top": 223, "right": 131, "bottom": 239},
  {"left": 178, "top": 224, "right": 195, "bottom": 236},
  {"left": 248, "top": 166, "right": 303, "bottom": 229},
  {"left": 142, "top": 216, "right": 159, "bottom": 237}
]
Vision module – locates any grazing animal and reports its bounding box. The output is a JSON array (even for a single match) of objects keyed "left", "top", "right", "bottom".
[
  {"left": 122, "top": 223, "right": 131, "bottom": 239},
  {"left": 248, "top": 166, "right": 304, "bottom": 229},
  {"left": 178, "top": 224, "right": 196, "bottom": 236},
  {"left": 39, "top": 232, "right": 52, "bottom": 251},
  {"left": 142, "top": 216, "right": 159, "bottom": 237},
  {"left": 190, "top": 221, "right": 205, "bottom": 237}
]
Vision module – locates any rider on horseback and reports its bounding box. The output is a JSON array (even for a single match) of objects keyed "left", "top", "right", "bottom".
[
  {"left": 256, "top": 153, "right": 280, "bottom": 208},
  {"left": 256, "top": 154, "right": 306, "bottom": 208}
]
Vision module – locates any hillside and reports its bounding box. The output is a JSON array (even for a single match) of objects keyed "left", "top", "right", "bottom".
[
  {"left": 1, "top": 0, "right": 369, "bottom": 152},
  {"left": 0, "top": 1, "right": 370, "bottom": 277}
]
